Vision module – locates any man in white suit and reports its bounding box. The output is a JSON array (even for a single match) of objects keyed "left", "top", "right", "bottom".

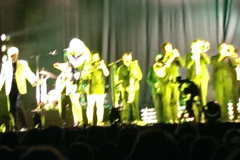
[{"left": 0, "top": 47, "right": 37, "bottom": 131}]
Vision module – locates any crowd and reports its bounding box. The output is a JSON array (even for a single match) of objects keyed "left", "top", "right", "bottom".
[{"left": 0, "top": 122, "right": 240, "bottom": 160}]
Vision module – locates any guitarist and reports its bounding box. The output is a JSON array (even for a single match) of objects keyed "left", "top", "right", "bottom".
[
  {"left": 117, "top": 52, "right": 143, "bottom": 124},
  {"left": 161, "top": 43, "right": 184, "bottom": 124}
]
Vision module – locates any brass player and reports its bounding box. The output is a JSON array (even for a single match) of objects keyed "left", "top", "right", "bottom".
[
  {"left": 211, "top": 43, "right": 236, "bottom": 122},
  {"left": 185, "top": 39, "right": 210, "bottom": 122}
]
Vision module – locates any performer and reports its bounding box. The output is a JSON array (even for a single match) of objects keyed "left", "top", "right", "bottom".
[
  {"left": 63, "top": 38, "right": 91, "bottom": 126},
  {"left": 160, "top": 43, "right": 184, "bottom": 123},
  {"left": 231, "top": 49, "right": 240, "bottom": 117},
  {"left": 117, "top": 52, "right": 143, "bottom": 124},
  {"left": 210, "top": 43, "right": 236, "bottom": 122},
  {"left": 83, "top": 51, "right": 109, "bottom": 126},
  {"left": 146, "top": 54, "right": 165, "bottom": 123},
  {"left": 53, "top": 62, "right": 73, "bottom": 125},
  {"left": 185, "top": 39, "right": 210, "bottom": 122},
  {"left": 0, "top": 47, "right": 38, "bottom": 131},
  {"left": 176, "top": 77, "right": 200, "bottom": 121}
]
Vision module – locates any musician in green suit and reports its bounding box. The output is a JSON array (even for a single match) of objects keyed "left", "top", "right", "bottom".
[
  {"left": 117, "top": 52, "right": 143, "bottom": 124},
  {"left": 185, "top": 39, "right": 210, "bottom": 122},
  {"left": 211, "top": 43, "right": 236, "bottom": 122},
  {"left": 161, "top": 43, "right": 184, "bottom": 123},
  {"left": 146, "top": 54, "right": 165, "bottom": 123}
]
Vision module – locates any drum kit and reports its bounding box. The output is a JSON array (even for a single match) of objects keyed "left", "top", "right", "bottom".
[
  {"left": 32, "top": 61, "right": 87, "bottom": 112},
  {"left": 32, "top": 68, "right": 58, "bottom": 112}
]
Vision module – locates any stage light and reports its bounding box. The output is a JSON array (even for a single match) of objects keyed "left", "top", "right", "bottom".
[
  {"left": 141, "top": 107, "right": 157, "bottom": 125},
  {"left": 1, "top": 45, "right": 6, "bottom": 52},
  {"left": 2, "top": 55, "right": 7, "bottom": 63},
  {"left": 227, "top": 100, "right": 234, "bottom": 121},
  {"left": 1, "top": 34, "right": 6, "bottom": 41},
  {"left": 204, "top": 101, "right": 221, "bottom": 121},
  {"left": 0, "top": 34, "right": 10, "bottom": 41},
  {"left": 236, "top": 98, "right": 240, "bottom": 121}
]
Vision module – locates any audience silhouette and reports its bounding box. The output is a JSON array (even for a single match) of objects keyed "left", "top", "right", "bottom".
[{"left": 0, "top": 123, "right": 239, "bottom": 160}]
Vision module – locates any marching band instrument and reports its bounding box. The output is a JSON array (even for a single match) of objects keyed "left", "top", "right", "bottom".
[
  {"left": 153, "top": 49, "right": 179, "bottom": 78},
  {"left": 218, "top": 44, "right": 235, "bottom": 62},
  {"left": 202, "top": 40, "right": 210, "bottom": 52},
  {"left": 191, "top": 40, "right": 211, "bottom": 75}
]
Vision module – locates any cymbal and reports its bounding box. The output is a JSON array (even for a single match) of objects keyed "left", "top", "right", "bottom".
[{"left": 39, "top": 70, "right": 57, "bottom": 79}]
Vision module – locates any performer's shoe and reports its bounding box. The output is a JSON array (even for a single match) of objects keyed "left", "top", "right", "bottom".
[
  {"left": 74, "top": 122, "right": 84, "bottom": 128},
  {"left": 166, "top": 120, "right": 174, "bottom": 124},
  {"left": 136, "top": 120, "right": 146, "bottom": 126},
  {"left": 31, "top": 108, "right": 42, "bottom": 113},
  {"left": 19, "top": 127, "right": 28, "bottom": 132},
  {"left": 97, "top": 122, "right": 105, "bottom": 127}
]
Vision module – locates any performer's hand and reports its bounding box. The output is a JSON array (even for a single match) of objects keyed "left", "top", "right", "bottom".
[
  {"left": 127, "top": 85, "right": 135, "bottom": 92},
  {"left": 218, "top": 55, "right": 225, "bottom": 62},
  {"left": 99, "top": 60, "right": 105, "bottom": 69},
  {"left": 191, "top": 52, "right": 200, "bottom": 60},
  {"left": 173, "top": 49, "right": 180, "bottom": 57},
  {"left": 32, "top": 79, "right": 42, "bottom": 87},
  {"left": 37, "top": 79, "right": 43, "bottom": 85},
  {"left": 154, "top": 81, "right": 161, "bottom": 88}
]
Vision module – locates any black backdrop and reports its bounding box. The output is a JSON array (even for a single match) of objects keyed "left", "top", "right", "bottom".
[{"left": 0, "top": 0, "right": 240, "bottom": 110}]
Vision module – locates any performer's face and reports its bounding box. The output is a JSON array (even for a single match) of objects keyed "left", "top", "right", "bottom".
[
  {"left": 219, "top": 44, "right": 234, "bottom": 56},
  {"left": 191, "top": 41, "right": 202, "bottom": 53},
  {"left": 164, "top": 44, "right": 173, "bottom": 54},
  {"left": 9, "top": 52, "right": 19, "bottom": 63},
  {"left": 123, "top": 54, "right": 132, "bottom": 67},
  {"left": 69, "top": 38, "right": 86, "bottom": 56}
]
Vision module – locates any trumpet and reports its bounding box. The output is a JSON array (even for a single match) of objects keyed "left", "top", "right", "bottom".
[
  {"left": 191, "top": 39, "right": 210, "bottom": 54},
  {"left": 202, "top": 40, "right": 210, "bottom": 52},
  {"left": 219, "top": 44, "right": 235, "bottom": 57}
]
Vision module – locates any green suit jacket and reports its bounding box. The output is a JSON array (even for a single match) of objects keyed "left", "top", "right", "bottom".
[
  {"left": 185, "top": 52, "right": 210, "bottom": 80},
  {"left": 117, "top": 60, "right": 143, "bottom": 91},
  {"left": 210, "top": 54, "right": 236, "bottom": 82},
  {"left": 146, "top": 66, "right": 162, "bottom": 95},
  {"left": 164, "top": 56, "right": 184, "bottom": 83}
]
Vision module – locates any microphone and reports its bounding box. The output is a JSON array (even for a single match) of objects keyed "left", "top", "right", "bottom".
[{"left": 49, "top": 50, "right": 57, "bottom": 56}]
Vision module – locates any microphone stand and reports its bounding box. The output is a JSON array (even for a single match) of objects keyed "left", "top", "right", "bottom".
[
  {"left": 29, "top": 55, "right": 41, "bottom": 107},
  {"left": 30, "top": 50, "right": 57, "bottom": 111}
]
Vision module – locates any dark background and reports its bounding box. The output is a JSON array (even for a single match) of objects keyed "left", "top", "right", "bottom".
[{"left": 0, "top": 0, "right": 240, "bottom": 113}]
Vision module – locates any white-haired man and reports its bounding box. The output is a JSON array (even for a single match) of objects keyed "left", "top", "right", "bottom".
[
  {"left": 61, "top": 38, "right": 91, "bottom": 126},
  {"left": 0, "top": 47, "right": 37, "bottom": 131}
]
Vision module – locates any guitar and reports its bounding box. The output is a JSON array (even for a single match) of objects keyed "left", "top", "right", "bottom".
[{"left": 153, "top": 49, "right": 179, "bottom": 78}]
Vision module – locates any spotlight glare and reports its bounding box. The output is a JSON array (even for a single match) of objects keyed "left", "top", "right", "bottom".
[
  {"left": 1, "top": 34, "right": 6, "bottom": 41},
  {"left": 1, "top": 45, "right": 6, "bottom": 52}
]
